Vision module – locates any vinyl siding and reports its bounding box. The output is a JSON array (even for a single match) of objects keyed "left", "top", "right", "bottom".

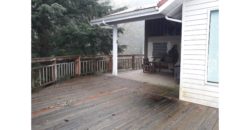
[{"left": 180, "top": 0, "right": 219, "bottom": 108}]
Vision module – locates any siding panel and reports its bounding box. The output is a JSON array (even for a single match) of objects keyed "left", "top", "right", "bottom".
[
  {"left": 180, "top": 0, "right": 219, "bottom": 108},
  {"left": 182, "top": 59, "right": 206, "bottom": 65},
  {"left": 183, "top": 1, "right": 219, "bottom": 12},
  {"left": 185, "top": 0, "right": 217, "bottom": 6},
  {"left": 183, "top": 35, "right": 207, "bottom": 41},
  {"left": 182, "top": 69, "right": 206, "bottom": 75},
  {"left": 182, "top": 40, "right": 207, "bottom": 45},
  {"left": 184, "top": 24, "right": 207, "bottom": 31},
  {"left": 182, "top": 73, "right": 205, "bottom": 80},
  {"left": 183, "top": 44, "right": 207, "bottom": 50},
  {"left": 183, "top": 19, "right": 208, "bottom": 26},
  {"left": 184, "top": 13, "right": 208, "bottom": 21},
  {"left": 184, "top": 29, "right": 207, "bottom": 35},
  {"left": 183, "top": 50, "right": 206, "bottom": 55}
]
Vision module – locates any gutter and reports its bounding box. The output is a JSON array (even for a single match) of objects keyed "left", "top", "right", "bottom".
[
  {"left": 165, "top": 16, "right": 182, "bottom": 23},
  {"left": 90, "top": 6, "right": 159, "bottom": 25}
]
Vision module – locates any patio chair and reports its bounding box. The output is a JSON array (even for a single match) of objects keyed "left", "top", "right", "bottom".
[{"left": 142, "top": 58, "right": 155, "bottom": 73}]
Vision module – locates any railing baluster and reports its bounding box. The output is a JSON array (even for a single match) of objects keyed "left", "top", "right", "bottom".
[
  {"left": 89, "top": 60, "right": 91, "bottom": 73},
  {"left": 95, "top": 60, "right": 98, "bottom": 72},
  {"left": 101, "top": 60, "right": 103, "bottom": 72},
  {"left": 44, "top": 67, "right": 46, "bottom": 84},
  {"left": 60, "top": 64, "right": 63, "bottom": 79},
  {"left": 91, "top": 60, "right": 92, "bottom": 73},
  {"left": 96, "top": 60, "right": 97, "bottom": 72},
  {"left": 69, "top": 62, "right": 72, "bottom": 77},
  {"left": 39, "top": 69, "right": 42, "bottom": 86},
  {"left": 57, "top": 64, "right": 60, "bottom": 79},
  {"left": 71, "top": 62, "right": 73, "bottom": 76},
  {"left": 82, "top": 61, "right": 84, "bottom": 74},
  {"left": 70, "top": 62, "right": 72, "bottom": 76},
  {"left": 83, "top": 61, "right": 85, "bottom": 74},
  {"left": 62, "top": 64, "right": 64, "bottom": 78},
  {"left": 92, "top": 60, "right": 94, "bottom": 73},
  {"left": 46, "top": 67, "right": 48, "bottom": 83},
  {"left": 63, "top": 63, "right": 67, "bottom": 78},
  {"left": 65, "top": 63, "right": 67, "bottom": 77},
  {"left": 85, "top": 61, "right": 87, "bottom": 74},
  {"left": 66, "top": 63, "right": 68, "bottom": 76},
  {"left": 63, "top": 63, "right": 65, "bottom": 77},
  {"left": 69, "top": 62, "right": 71, "bottom": 76},
  {"left": 42, "top": 67, "right": 44, "bottom": 84},
  {"left": 59, "top": 64, "right": 61, "bottom": 79},
  {"left": 80, "top": 61, "right": 82, "bottom": 75},
  {"left": 48, "top": 66, "right": 50, "bottom": 82},
  {"left": 72, "top": 62, "right": 74, "bottom": 76},
  {"left": 86, "top": 61, "right": 88, "bottom": 74},
  {"left": 87, "top": 61, "right": 89, "bottom": 73},
  {"left": 72, "top": 63, "right": 74, "bottom": 76}
]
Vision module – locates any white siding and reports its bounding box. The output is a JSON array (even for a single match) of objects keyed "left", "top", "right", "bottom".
[{"left": 180, "top": 0, "right": 219, "bottom": 108}]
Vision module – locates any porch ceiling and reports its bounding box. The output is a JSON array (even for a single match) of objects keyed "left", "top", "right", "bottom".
[{"left": 90, "top": 0, "right": 183, "bottom": 25}]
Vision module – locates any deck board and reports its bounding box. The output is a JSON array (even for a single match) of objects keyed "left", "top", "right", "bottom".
[{"left": 32, "top": 75, "right": 218, "bottom": 130}]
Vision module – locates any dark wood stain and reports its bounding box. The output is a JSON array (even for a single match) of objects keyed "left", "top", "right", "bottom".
[{"left": 32, "top": 75, "right": 218, "bottom": 130}]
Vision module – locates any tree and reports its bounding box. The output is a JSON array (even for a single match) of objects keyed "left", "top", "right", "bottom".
[{"left": 32, "top": 0, "right": 126, "bottom": 57}]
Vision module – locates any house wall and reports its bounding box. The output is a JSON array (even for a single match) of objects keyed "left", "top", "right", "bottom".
[
  {"left": 180, "top": 0, "right": 219, "bottom": 108},
  {"left": 147, "top": 36, "right": 181, "bottom": 61},
  {"left": 118, "top": 21, "right": 145, "bottom": 55}
]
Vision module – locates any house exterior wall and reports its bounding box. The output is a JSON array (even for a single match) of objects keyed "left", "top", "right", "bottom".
[
  {"left": 180, "top": 0, "right": 219, "bottom": 108},
  {"left": 118, "top": 21, "right": 145, "bottom": 55},
  {"left": 147, "top": 36, "right": 181, "bottom": 61}
]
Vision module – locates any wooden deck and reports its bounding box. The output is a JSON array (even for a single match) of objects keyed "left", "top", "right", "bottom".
[{"left": 32, "top": 75, "right": 218, "bottom": 130}]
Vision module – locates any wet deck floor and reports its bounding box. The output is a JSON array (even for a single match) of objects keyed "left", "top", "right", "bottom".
[
  {"left": 32, "top": 75, "right": 218, "bottom": 130},
  {"left": 115, "top": 70, "right": 178, "bottom": 87}
]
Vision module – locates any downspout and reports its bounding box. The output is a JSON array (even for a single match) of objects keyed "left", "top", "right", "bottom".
[{"left": 165, "top": 16, "right": 182, "bottom": 23}]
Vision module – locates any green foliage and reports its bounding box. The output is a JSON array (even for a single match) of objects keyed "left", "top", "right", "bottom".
[{"left": 32, "top": 0, "right": 126, "bottom": 57}]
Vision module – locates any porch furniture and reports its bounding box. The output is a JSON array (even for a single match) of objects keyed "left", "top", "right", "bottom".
[
  {"left": 153, "top": 45, "right": 179, "bottom": 73},
  {"left": 152, "top": 56, "right": 174, "bottom": 73},
  {"left": 142, "top": 58, "right": 155, "bottom": 73}
]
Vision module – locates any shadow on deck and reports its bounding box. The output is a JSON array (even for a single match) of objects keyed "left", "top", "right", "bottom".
[
  {"left": 32, "top": 74, "right": 218, "bottom": 130},
  {"left": 115, "top": 69, "right": 178, "bottom": 88}
]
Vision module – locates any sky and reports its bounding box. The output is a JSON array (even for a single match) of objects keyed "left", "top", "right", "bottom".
[{"left": 109, "top": 0, "right": 159, "bottom": 9}]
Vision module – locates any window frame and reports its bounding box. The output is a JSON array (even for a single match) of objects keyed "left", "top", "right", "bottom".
[{"left": 205, "top": 8, "right": 219, "bottom": 86}]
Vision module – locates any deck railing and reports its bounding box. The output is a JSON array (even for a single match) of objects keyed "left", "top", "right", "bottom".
[{"left": 32, "top": 54, "right": 144, "bottom": 89}]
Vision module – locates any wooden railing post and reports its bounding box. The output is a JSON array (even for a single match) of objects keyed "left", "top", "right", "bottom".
[
  {"left": 52, "top": 58, "right": 57, "bottom": 81},
  {"left": 132, "top": 55, "right": 135, "bottom": 70},
  {"left": 108, "top": 55, "right": 113, "bottom": 72},
  {"left": 75, "top": 56, "right": 81, "bottom": 76}
]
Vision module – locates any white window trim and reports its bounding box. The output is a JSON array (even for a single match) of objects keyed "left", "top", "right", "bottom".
[{"left": 204, "top": 7, "right": 219, "bottom": 86}]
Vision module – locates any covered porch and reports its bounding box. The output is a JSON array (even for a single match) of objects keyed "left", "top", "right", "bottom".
[{"left": 91, "top": 0, "right": 183, "bottom": 77}]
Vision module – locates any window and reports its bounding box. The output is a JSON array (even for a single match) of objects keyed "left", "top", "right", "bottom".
[
  {"left": 153, "top": 43, "right": 167, "bottom": 58},
  {"left": 207, "top": 10, "right": 219, "bottom": 83}
]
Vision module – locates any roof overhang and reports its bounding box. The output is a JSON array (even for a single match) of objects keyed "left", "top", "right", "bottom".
[
  {"left": 90, "top": 0, "right": 183, "bottom": 26},
  {"left": 158, "top": 0, "right": 183, "bottom": 19}
]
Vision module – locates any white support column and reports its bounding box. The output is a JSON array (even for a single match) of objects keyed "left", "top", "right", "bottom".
[{"left": 112, "top": 25, "right": 118, "bottom": 75}]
